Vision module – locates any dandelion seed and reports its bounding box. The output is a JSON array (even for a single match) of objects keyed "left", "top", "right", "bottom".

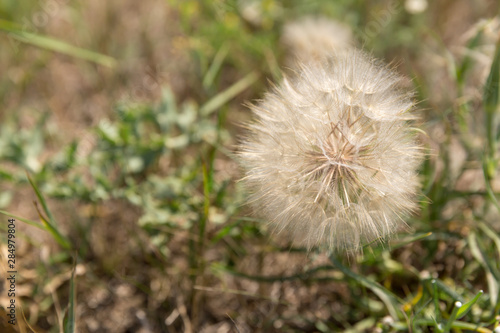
[{"left": 239, "top": 49, "right": 423, "bottom": 253}]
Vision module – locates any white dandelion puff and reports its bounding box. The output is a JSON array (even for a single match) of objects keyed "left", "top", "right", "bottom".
[{"left": 238, "top": 49, "right": 423, "bottom": 253}]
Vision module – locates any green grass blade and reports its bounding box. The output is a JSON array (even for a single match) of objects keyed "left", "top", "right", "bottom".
[
  {"left": 390, "top": 232, "right": 432, "bottom": 250},
  {"left": 0, "top": 19, "right": 117, "bottom": 68},
  {"left": 412, "top": 319, "right": 492, "bottom": 333},
  {"left": 468, "top": 233, "right": 499, "bottom": 307},
  {"left": 478, "top": 223, "right": 500, "bottom": 260},
  {"left": 330, "top": 255, "right": 403, "bottom": 319},
  {"left": 443, "top": 301, "right": 463, "bottom": 332},
  {"left": 456, "top": 290, "right": 483, "bottom": 319},
  {"left": 199, "top": 162, "right": 210, "bottom": 251},
  {"left": 34, "top": 203, "right": 72, "bottom": 250},
  {"left": 216, "top": 263, "right": 340, "bottom": 283},
  {"left": 432, "top": 278, "right": 464, "bottom": 302},
  {"left": 200, "top": 72, "right": 258, "bottom": 116},
  {"left": 203, "top": 43, "right": 229, "bottom": 89},
  {"left": 483, "top": 39, "right": 500, "bottom": 115},
  {"left": 482, "top": 159, "right": 500, "bottom": 212},
  {"left": 27, "top": 172, "right": 55, "bottom": 224},
  {"left": 63, "top": 264, "right": 77, "bottom": 333},
  {"left": 431, "top": 279, "right": 441, "bottom": 321},
  {"left": 0, "top": 209, "right": 45, "bottom": 230},
  {"left": 210, "top": 219, "right": 243, "bottom": 244},
  {"left": 483, "top": 39, "right": 500, "bottom": 162},
  {"left": 456, "top": 26, "right": 484, "bottom": 86},
  {"left": 27, "top": 173, "right": 72, "bottom": 249}
]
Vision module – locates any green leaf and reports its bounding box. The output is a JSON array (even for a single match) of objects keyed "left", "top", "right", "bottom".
[
  {"left": 443, "top": 301, "right": 464, "bottom": 332},
  {"left": 63, "top": 264, "right": 77, "bottom": 333},
  {"left": 200, "top": 72, "right": 258, "bottom": 116},
  {"left": 431, "top": 278, "right": 464, "bottom": 303},
  {"left": 456, "top": 26, "right": 484, "bottom": 86},
  {"left": 390, "top": 232, "right": 432, "bottom": 250},
  {"left": 432, "top": 279, "right": 441, "bottom": 321},
  {"left": 484, "top": 40, "right": 500, "bottom": 115},
  {"left": 210, "top": 218, "right": 243, "bottom": 244},
  {"left": 203, "top": 42, "right": 229, "bottom": 89},
  {"left": 216, "top": 263, "right": 340, "bottom": 283},
  {"left": 456, "top": 290, "right": 483, "bottom": 319},
  {"left": 411, "top": 319, "right": 492, "bottom": 333},
  {"left": 479, "top": 222, "right": 500, "bottom": 261},
  {"left": 330, "top": 255, "right": 403, "bottom": 319},
  {"left": 483, "top": 158, "right": 500, "bottom": 213},
  {"left": 27, "top": 172, "right": 55, "bottom": 223},
  {"left": 34, "top": 202, "right": 71, "bottom": 250},
  {"left": 468, "top": 232, "right": 499, "bottom": 307},
  {"left": 199, "top": 162, "right": 210, "bottom": 250},
  {"left": 0, "top": 209, "right": 45, "bottom": 230},
  {"left": 0, "top": 19, "right": 116, "bottom": 68},
  {"left": 27, "top": 173, "right": 72, "bottom": 250},
  {"left": 483, "top": 39, "right": 500, "bottom": 162}
]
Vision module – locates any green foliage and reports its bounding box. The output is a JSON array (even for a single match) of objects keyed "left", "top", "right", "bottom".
[
  {"left": 63, "top": 263, "right": 77, "bottom": 333},
  {"left": 0, "top": 113, "right": 46, "bottom": 174},
  {"left": 0, "top": 19, "right": 116, "bottom": 67}
]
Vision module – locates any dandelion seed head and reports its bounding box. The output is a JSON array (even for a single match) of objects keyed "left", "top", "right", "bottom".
[
  {"left": 239, "top": 49, "right": 423, "bottom": 253},
  {"left": 405, "top": 0, "right": 428, "bottom": 14}
]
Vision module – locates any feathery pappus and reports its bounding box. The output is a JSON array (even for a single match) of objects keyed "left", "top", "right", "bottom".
[{"left": 238, "top": 49, "right": 423, "bottom": 253}]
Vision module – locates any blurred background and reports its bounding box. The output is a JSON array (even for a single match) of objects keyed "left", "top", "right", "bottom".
[{"left": 1, "top": 0, "right": 500, "bottom": 332}]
